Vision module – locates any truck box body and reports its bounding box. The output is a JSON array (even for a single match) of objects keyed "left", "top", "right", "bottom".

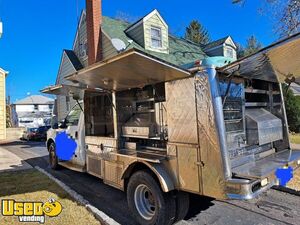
[{"left": 43, "top": 33, "right": 300, "bottom": 224}]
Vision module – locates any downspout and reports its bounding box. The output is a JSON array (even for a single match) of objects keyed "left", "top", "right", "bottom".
[{"left": 205, "top": 66, "right": 231, "bottom": 179}]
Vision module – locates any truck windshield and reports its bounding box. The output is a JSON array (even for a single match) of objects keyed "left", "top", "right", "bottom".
[{"left": 65, "top": 104, "right": 82, "bottom": 126}]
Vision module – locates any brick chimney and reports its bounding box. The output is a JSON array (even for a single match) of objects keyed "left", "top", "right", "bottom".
[{"left": 86, "top": 0, "right": 102, "bottom": 65}]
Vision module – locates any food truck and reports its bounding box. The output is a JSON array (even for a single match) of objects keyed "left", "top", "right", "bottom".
[{"left": 42, "top": 33, "right": 300, "bottom": 225}]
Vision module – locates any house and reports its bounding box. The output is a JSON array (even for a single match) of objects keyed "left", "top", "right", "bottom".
[
  {"left": 12, "top": 95, "right": 54, "bottom": 128},
  {"left": 0, "top": 68, "right": 8, "bottom": 140},
  {"left": 203, "top": 36, "right": 237, "bottom": 60},
  {"left": 53, "top": 6, "right": 237, "bottom": 121}
]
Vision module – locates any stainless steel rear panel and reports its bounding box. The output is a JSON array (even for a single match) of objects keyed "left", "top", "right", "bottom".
[
  {"left": 166, "top": 77, "right": 198, "bottom": 144},
  {"left": 245, "top": 108, "right": 283, "bottom": 145}
]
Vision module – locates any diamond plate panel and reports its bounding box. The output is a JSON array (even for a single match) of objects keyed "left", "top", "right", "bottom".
[
  {"left": 166, "top": 77, "right": 198, "bottom": 144},
  {"left": 195, "top": 73, "right": 226, "bottom": 199}
]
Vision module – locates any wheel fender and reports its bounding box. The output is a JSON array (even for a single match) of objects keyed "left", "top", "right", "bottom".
[{"left": 122, "top": 161, "right": 175, "bottom": 192}]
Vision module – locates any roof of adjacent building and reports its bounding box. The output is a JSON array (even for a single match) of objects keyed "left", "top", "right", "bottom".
[
  {"left": 102, "top": 16, "right": 207, "bottom": 67},
  {"left": 64, "top": 49, "right": 83, "bottom": 70},
  {"left": 0, "top": 67, "right": 9, "bottom": 75},
  {"left": 14, "top": 95, "right": 54, "bottom": 105},
  {"left": 203, "top": 36, "right": 235, "bottom": 50}
]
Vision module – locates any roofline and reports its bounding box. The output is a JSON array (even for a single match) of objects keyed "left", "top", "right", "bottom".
[
  {"left": 204, "top": 36, "right": 237, "bottom": 50},
  {"left": 225, "top": 36, "right": 237, "bottom": 49},
  {"left": 55, "top": 50, "right": 67, "bottom": 85},
  {"left": 0, "top": 67, "right": 9, "bottom": 75},
  {"left": 218, "top": 31, "right": 300, "bottom": 72},
  {"left": 72, "top": 10, "right": 86, "bottom": 50},
  {"left": 125, "top": 9, "right": 168, "bottom": 33}
]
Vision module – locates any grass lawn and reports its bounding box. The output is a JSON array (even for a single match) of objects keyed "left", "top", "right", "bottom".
[
  {"left": 0, "top": 169, "right": 101, "bottom": 225},
  {"left": 289, "top": 133, "right": 300, "bottom": 144}
]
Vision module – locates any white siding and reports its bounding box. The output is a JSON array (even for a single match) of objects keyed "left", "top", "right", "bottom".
[
  {"left": 144, "top": 13, "right": 169, "bottom": 53},
  {"left": 38, "top": 105, "right": 51, "bottom": 112},
  {"left": 224, "top": 45, "right": 237, "bottom": 60},
  {"left": 15, "top": 105, "right": 35, "bottom": 112},
  {"left": 15, "top": 104, "right": 52, "bottom": 113}
]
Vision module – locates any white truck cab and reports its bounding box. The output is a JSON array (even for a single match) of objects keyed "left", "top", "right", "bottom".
[{"left": 47, "top": 102, "right": 86, "bottom": 171}]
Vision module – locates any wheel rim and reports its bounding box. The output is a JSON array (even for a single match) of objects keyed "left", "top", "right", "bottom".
[{"left": 134, "top": 184, "right": 156, "bottom": 220}]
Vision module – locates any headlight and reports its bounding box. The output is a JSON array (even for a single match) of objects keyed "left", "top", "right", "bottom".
[{"left": 261, "top": 178, "right": 268, "bottom": 187}]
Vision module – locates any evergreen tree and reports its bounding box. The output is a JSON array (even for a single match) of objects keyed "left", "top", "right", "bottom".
[
  {"left": 184, "top": 20, "right": 210, "bottom": 45},
  {"left": 243, "top": 35, "right": 263, "bottom": 56},
  {"left": 283, "top": 84, "right": 300, "bottom": 132}
]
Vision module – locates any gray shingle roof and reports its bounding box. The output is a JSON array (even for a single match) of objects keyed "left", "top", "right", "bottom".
[
  {"left": 14, "top": 95, "right": 54, "bottom": 105},
  {"left": 204, "top": 36, "right": 230, "bottom": 50}
]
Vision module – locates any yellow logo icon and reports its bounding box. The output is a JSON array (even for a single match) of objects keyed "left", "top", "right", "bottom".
[
  {"left": 42, "top": 199, "right": 62, "bottom": 217},
  {"left": 1, "top": 198, "right": 62, "bottom": 223}
]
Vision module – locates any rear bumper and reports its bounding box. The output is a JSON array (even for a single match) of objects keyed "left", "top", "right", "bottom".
[{"left": 226, "top": 151, "right": 300, "bottom": 200}]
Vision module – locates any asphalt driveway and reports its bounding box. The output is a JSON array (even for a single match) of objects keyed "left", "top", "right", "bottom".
[{"left": 1, "top": 141, "right": 300, "bottom": 225}]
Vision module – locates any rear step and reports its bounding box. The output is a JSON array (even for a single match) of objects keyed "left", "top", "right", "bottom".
[
  {"left": 230, "top": 144, "right": 275, "bottom": 168},
  {"left": 232, "top": 149, "right": 300, "bottom": 179}
]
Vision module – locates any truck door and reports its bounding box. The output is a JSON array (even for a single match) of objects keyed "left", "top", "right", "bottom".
[{"left": 61, "top": 103, "right": 86, "bottom": 168}]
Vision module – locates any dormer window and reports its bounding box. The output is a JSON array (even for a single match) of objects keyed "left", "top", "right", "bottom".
[
  {"left": 150, "top": 26, "right": 162, "bottom": 48},
  {"left": 125, "top": 9, "right": 169, "bottom": 53},
  {"left": 226, "top": 48, "right": 234, "bottom": 58}
]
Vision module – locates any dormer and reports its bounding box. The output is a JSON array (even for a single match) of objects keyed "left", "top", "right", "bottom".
[
  {"left": 204, "top": 36, "right": 237, "bottom": 60},
  {"left": 125, "top": 10, "right": 169, "bottom": 54}
]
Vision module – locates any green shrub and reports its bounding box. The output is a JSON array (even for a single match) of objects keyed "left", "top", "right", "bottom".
[{"left": 283, "top": 84, "right": 300, "bottom": 132}]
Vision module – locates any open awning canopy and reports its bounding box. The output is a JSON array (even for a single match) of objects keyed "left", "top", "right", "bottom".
[
  {"left": 66, "top": 49, "right": 191, "bottom": 91},
  {"left": 40, "top": 84, "right": 88, "bottom": 98},
  {"left": 219, "top": 32, "right": 300, "bottom": 84}
]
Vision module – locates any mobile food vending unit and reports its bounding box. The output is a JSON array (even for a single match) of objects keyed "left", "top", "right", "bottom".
[{"left": 43, "top": 33, "right": 300, "bottom": 225}]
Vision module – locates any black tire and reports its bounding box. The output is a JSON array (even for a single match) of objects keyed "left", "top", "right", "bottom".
[
  {"left": 174, "top": 192, "right": 189, "bottom": 222},
  {"left": 48, "top": 142, "right": 59, "bottom": 170},
  {"left": 127, "top": 171, "right": 176, "bottom": 225}
]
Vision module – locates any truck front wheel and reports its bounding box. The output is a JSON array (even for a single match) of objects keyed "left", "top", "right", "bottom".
[
  {"left": 127, "top": 171, "right": 176, "bottom": 225},
  {"left": 48, "top": 142, "right": 59, "bottom": 170}
]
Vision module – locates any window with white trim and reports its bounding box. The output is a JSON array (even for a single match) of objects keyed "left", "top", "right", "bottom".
[
  {"left": 150, "top": 26, "right": 162, "bottom": 48},
  {"left": 225, "top": 48, "right": 234, "bottom": 58}
]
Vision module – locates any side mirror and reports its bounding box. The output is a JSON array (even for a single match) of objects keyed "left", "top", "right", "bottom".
[
  {"left": 52, "top": 123, "right": 58, "bottom": 129},
  {"left": 58, "top": 120, "right": 67, "bottom": 129}
]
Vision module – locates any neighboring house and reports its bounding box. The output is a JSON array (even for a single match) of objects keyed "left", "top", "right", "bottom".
[
  {"left": 54, "top": 9, "right": 237, "bottom": 121},
  {"left": 13, "top": 95, "right": 54, "bottom": 128},
  {"left": 203, "top": 36, "right": 237, "bottom": 60},
  {"left": 0, "top": 68, "right": 8, "bottom": 140},
  {"left": 290, "top": 83, "right": 300, "bottom": 96}
]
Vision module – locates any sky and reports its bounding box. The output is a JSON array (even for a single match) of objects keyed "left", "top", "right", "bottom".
[{"left": 0, "top": 0, "right": 278, "bottom": 103}]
